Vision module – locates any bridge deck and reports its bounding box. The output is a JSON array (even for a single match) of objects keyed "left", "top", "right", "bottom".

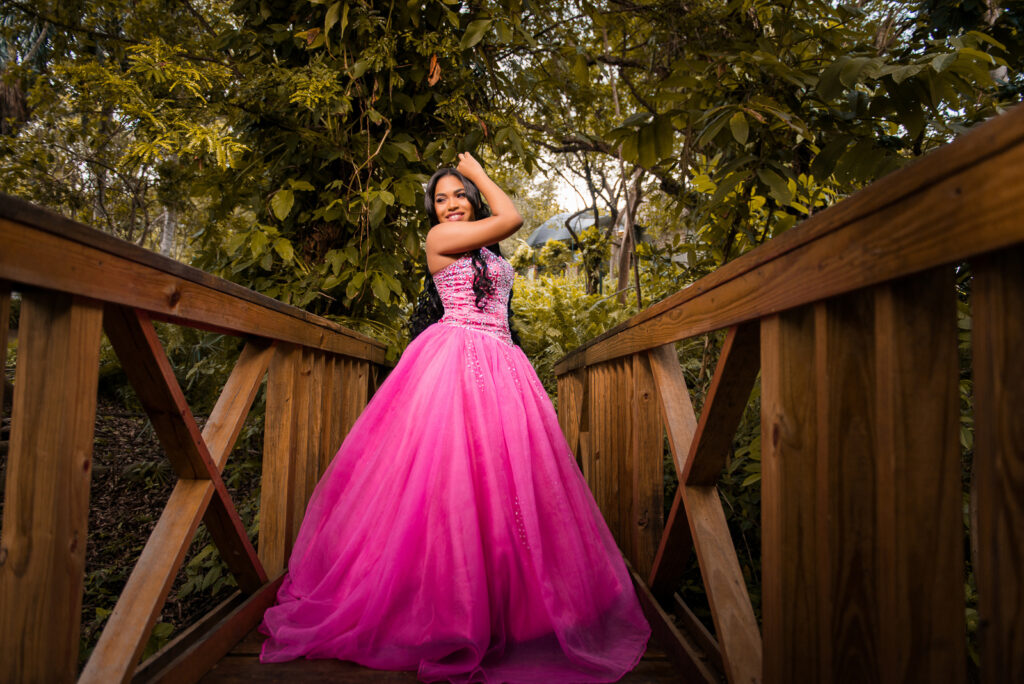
[{"left": 199, "top": 629, "right": 682, "bottom": 683}]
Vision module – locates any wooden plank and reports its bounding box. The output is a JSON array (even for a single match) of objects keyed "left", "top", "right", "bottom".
[
  {"left": 625, "top": 558, "right": 721, "bottom": 683},
  {"left": 134, "top": 575, "right": 284, "bottom": 684},
  {"left": 973, "top": 247, "right": 1024, "bottom": 683},
  {"left": 554, "top": 102, "right": 1024, "bottom": 375},
  {"left": 196, "top": 340, "right": 271, "bottom": 594},
  {"left": 203, "top": 341, "right": 274, "bottom": 470},
  {"left": 318, "top": 355, "right": 336, "bottom": 477},
  {"left": 288, "top": 349, "right": 315, "bottom": 546},
  {"left": 0, "top": 291, "right": 103, "bottom": 683},
  {"left": 258, "top": 343, "right": 301, "bottom": 577},
  {"left": 761, "top": 306, "right": 820, "bottom": 684},
  {"left": 133, "top": 593, "right": 246, "bottom": 683},
  {"left": 81, "top": 479, "right": 216, "bottom": 683},
  {"left": 615, "top": 358, "right": 632, "bottom": 551},
  {"left": 304, "top": 350, "right": 324, "bottom": 501},
  {"left": 647, "top": 344, "right": 698, "bottom": 478},
  {"left": 684, "top": 323, "right": 760, "bottom": 486},
  {"left": 683, "top": 485, "right": 762, "bottom": 684},
  {"left": 648, "top": 487, "right": 693, "bottom": 600},
  {"left": 556, "top": 368, "right": 586, "bottom": 457},
  {"left": 0, "top": 281, "right": 8, "bottom": 416},
  {"left": 0, "top": 216, "right": 387, "bottom": 363},
  {"left": 673, "top": 593, "right": 724, "bottom": 674},
  {"left": 646, "top": 343, "right": 698, "bottom": 598},
  {"left": 814, "top": 293, "right": 881, "bottom": 683},
  {"left": 585, "top": 363, "right": 607, "bottom": 518},
  {"left": 204, "top": 491, "right": 267, "bottom": 595},
  {"left": 102, "top": 305, "right": 219, "bottom": 479},
  {"left": 630, "top": 352, "right": 664, "bottom": 580},
  {"left": 326, "top": 355, "right": 345, "bottom": 473},
  {"left": 874, "top": 268, "right": 965, "bottom": 683}
]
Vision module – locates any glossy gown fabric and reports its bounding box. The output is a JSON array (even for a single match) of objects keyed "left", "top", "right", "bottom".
[{"left": 258, "top": 248, "right": 651, "bottom": 682}]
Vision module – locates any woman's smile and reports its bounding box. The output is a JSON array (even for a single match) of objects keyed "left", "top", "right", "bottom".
[{"left": 434, "top": 175, "right": 474, "bottom": 223}]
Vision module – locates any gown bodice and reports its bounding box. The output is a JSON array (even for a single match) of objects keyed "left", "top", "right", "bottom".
[{"left": 433, "top": 247, "right": 515, "bottom": 346}]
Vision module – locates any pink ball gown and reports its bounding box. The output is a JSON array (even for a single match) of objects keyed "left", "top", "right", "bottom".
[{"left": 258, "top": 247, "right": 652, "bottom": 682}]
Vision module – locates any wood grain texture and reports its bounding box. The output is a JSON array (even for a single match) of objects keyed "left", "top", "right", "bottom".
[
  {"left": 288, "top": 349, "right": 315, "bottom": 546},
  {"left": 761, "top": 307, "right": 821, "bottom": 684},
  {"left": 646, "top": 343, "right": 698, "bottom": 598},
  {"left": 673, "top": 593, "right": 724, "bottom": 674},
  {"left": 972, "top": 247, "right": 1024, "bottom": 683},
  {"left": 554, "top": 103, "right": 1024, "bottom": 375},
  {"left": 625, "top": 558, "right": 722, "bottom": 683},
  {"left": 815, "top": 293, "right": 882, "bottom": 683},
  {"left": 81, "top": 479, "right": 216, "bottom": 683},
  {"left": 202, "top": 341, "right": 273, "bottom": 470},
  {"left": 647, "top": 344, "right": 698, "bottom": 478},
  {"left": 258, "top": 344, "right": 301, "bottom": 576},
  {"left": 874, "top": 269, "right": 965, "bottom": 683},
  {"left": 684, "top": 323, "right": 760, "bottom": 486},
  {"left": 135, "top": 575, "right": 284, "bottom": 684},
  {"left": 631, "top": 353, "right": 664, "bottom": 580},
  {"left": 0, "top": 291, "right": 103, "bottom": 683},
  {"left": 0, "top": 281, "right": 8, "bottom": 415},
  {"left": 0, "top": 216, "right": 386, "bottom": 363},
  {"left": 648, "top": 487, "right": 693, "bottom": 600},
  {"left": 556, "top": 368, "right": 586, "bottom": 458},
  {"left": 103, "top": 305, "right": 220, "bottom": 480},
  {"left": 133, "top": 592, "right": 246, "bottom": 683},
  {"left": 683, "top": 485, "right": 762, "bottom": 684}
]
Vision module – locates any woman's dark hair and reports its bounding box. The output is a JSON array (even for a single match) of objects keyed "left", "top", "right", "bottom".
[{"left": 409, "top": 167, "right": 520, "bottom": 345}]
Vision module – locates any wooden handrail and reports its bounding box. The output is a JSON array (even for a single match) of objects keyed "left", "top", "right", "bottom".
[
  {"left": 554, "top": 102, "right": 1024, "bottom": 683},
  {"left": 0, "top": 202, "right": 389, "bottom": 683}
]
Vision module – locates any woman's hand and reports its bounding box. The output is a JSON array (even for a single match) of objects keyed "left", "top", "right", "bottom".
[{"left": 455, "top": 152, "right": 486, "bottom": 181}]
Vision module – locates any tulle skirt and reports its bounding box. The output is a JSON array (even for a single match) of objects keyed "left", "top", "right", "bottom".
[{"left": 258, "top": 322, "right": 651, "bottom": 682}]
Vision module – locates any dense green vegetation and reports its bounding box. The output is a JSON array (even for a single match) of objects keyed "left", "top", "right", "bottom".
[{"left": 1, "top": 0, "right": 1020, "bottom": 672}]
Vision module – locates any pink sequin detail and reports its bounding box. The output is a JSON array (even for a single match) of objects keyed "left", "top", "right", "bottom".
[{"left": 433, "top": 248, "right": 515, "bottom": 346}]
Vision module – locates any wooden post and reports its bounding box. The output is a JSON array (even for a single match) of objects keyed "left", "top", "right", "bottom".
[
  {"left": 763, "top": 280, "right": 965, "bottom": 684},
  {"left": 0, "top": 290, "right": 103, "bottom": 682},
  {"left": 630, "top": 352, "right": 663, "bottom": 579},
  {"left": 973, "top": 247, "right": 1024, "bottom": 683},
  {"left": 259, "top": 343, "right": 301, "bottom": 576},
  {"left": 761, "top": 305, "right": 822, "bottom": 684},
  {"left": 874, "top": 268, "right": 965, "bottom": 683},
  {"left": 0, "top": 281, "right": 9, "bottom": 417}
]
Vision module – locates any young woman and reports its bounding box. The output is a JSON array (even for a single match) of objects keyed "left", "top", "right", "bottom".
[{"left": 258, "top": 153, "right": 651, "bottom": 682}]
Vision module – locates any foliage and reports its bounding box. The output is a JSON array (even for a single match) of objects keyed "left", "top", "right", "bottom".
[
  {"left": 508, "top": 242, "right": 535, "bottom": 270},
  {"left": 511, "top": 274, "right": 632, "bottom": 394},
  {"left": 536, "top": 239, "right": 572, "bottom": 274}
]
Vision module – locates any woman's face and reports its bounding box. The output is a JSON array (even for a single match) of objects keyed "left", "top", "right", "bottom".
[{"left": 433, "top": 174, "right": 475, "bottom": 223}]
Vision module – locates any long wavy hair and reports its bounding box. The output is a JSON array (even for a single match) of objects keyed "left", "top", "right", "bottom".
[{"left": 409, "top": 167, "right": 520, "bottom": 344}]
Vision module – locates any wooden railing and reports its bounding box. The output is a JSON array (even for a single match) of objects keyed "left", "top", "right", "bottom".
[
  {"left": 555, "top": 103, "right": 1024, "bottom": 684},
  {"left": 0, "top": 197, "right": 388, "bottom": 683}
]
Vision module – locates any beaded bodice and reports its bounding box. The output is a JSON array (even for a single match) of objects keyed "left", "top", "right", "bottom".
[{"left": 433, "top": 248, "right": 515, "bottom": 346}]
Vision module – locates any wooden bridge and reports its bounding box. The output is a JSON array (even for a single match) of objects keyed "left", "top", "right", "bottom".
[{"left": 1, "top": 103, "right": 1022, "bottom": 683}]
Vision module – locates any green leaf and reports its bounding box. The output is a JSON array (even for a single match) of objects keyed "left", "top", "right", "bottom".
[
  {"left": 273, "top": 238, "right": 294, "bottom": 262},
  {"left": 460, "top": 19, "right": 492, "bottom": 50},
  {"left": 371, "top": 273, "right": 390, "bottom": 302},
  {"left": 324, "top": 2, "right": 342, "bottom": 38},
  {"left": 757, "top": 168, "right": 793, "bottom": 205},
  {"left": 958, "top": 47, "right": 996, "bottom": 65},
  {"left": 287, "top": 179, "right": 315, "bottom": 191},
  {"left": 249, "top": 230, "right": 269, "bottom": 257},
  {"left": 931, "top": 52, "right": 957, "bottom": 73},
  {"left": 270, "top": 189, "right": 294, "bottom": 221},
  {"left": 572, "top": 54, "right": 589, "bottom": 83},
  {"left": 729, "top": 111, "right": 748, "bottom": 145},
  {"left": 389, "top": 141, "right": 417, "bottom": 161}
]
